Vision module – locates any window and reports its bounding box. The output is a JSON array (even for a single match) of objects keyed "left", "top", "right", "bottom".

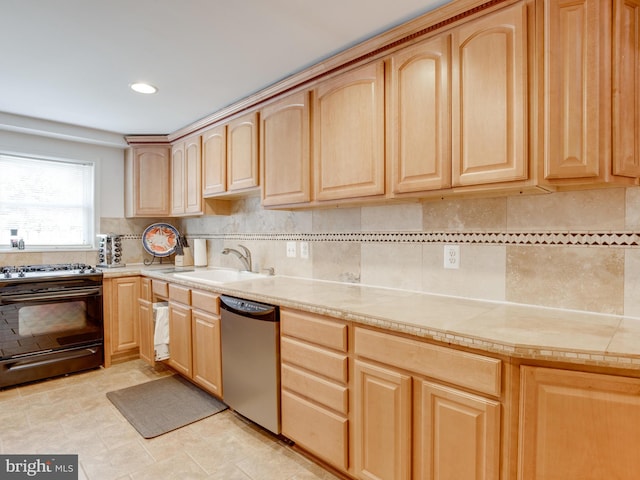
[{"left": 0, "top": 154, "right": 95, "bottom": 249}]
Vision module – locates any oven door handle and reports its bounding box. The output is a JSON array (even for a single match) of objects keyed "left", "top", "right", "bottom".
[{"left": 0, "top": 286, "right": 102, "bottom": 303}]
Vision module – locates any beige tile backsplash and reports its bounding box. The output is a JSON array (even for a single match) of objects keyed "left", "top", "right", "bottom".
[
  {"left": 507, "top": 188, "right": 627, "bottom": 231},
  {"left": 506, "top": 245, "right": 625, "bottom": 314},
  {"left": 3, "top": 187, "right": 640, "bottom": 318}
]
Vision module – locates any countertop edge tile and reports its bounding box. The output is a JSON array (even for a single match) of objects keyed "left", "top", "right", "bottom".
[{"left": 101, "top": 265, "right": 640, "bottom": 370}]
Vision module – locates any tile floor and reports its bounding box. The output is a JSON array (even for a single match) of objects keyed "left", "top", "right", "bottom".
[{"left": 0, "top": 360, "right": 341, "bottom": 480}]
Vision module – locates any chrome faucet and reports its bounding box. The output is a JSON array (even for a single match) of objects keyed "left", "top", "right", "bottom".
[{"left": 221, "top": 244, "right": 252, "bottom": 272}]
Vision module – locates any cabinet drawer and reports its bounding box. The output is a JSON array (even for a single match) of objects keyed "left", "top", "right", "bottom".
[
  {"left": 282, "top": 363, "right": 348, "bottom": 414},
  {"left": 191, "top": 289, "right": 219, "bottom": 314},
  {"left": 355, "top": 327, "right": 501, "bottom": 397},
  {"left": 281, "top": 308, "right": 347, "bottom": 352},
  {"left": 169, "top": 284, "right": 191, "bottom": 305},
  {"left": 281, "top": 337, "right": 348, "bottom": 384},
  {"left": 282, "top": 390, "right": 349, "bottom": 471},
  {"left": 152, "top": 279, "right": 169, "bottom": 298}
]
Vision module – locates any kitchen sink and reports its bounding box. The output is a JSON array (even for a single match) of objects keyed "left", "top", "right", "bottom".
[{"left": 173, "top": 267, "right": 267, "bottom": 285}]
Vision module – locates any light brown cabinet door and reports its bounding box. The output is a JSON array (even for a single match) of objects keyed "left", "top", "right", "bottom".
[
  {"left": 415, "top": 379, "right": 500, "bottom": 480},
  {"left": 390, "top": 35, "right": 451, "bottom": 193},
  {"left": 544, "top": 0, "right": 608, "bottom": 180},
  {"left": 171, "top": 137, "right": 203, "bottom": 215},
  {"left": 613, "top": 0, "right": 640, "bottom": 177},
  {"left": 314, "top": 61, "right": 385, "bottom": 201},
  {"left": 191, "top": 309, "right": 222, "bottom": 396},
  {"left": 171, "top": 142, "right": 186, "bottom": 215},
  {"left": 202, "top": 125, "right": 227, "bottom": 196},
  {"left": 138, "top": 298, "right": 154, "bottom": 366},
  {"left": 519, "top": 366, "right": 640, "bottom": 480},
  {"left": 109, "top": 277, "right": 140, "bottom": 354},
  {"left": 227, "top": 112, "right": 259, "bottom": 192},
  {"left": 451, "top": 3, "right": 528, "bottom": 186},
  {"left": 125, "top": 146, "right": 170, "bottom": 217},
  {"left": 354, "top": 359, "right": 412, "bottom": 480},
  {"left": 261, "top": 91, "right": 311, "bottom": 206},
  {"left": 184, "top": 136, "right": 202, "bottom": 214},
  {"left": 168, "top": 302, "right": 192, "bottom": 377}
]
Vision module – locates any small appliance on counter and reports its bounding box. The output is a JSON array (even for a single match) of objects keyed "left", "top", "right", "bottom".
[{"left": 97, "top": 233, "right": 125, "bottom": 268}]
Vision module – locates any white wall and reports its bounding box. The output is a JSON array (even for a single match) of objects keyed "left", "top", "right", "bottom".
[{"left": 0, "top": 129, "right": 126, "bottom": 218}]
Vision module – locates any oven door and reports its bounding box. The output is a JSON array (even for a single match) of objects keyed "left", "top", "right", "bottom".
[
  {"left": 0, "top": 283, "right": 103, "bottom": 359},
  {"left": 0, "top": 280, "right": 104, "bottom": 387}
]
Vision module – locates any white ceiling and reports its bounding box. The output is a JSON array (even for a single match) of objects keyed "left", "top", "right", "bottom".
[{"left": 1, "top": 0, "right": 450, "bottom": 137}]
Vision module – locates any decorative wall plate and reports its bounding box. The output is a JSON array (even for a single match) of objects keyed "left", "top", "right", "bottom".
[{"left": 142, "top": 223, "right": 179, "bottom": 257}]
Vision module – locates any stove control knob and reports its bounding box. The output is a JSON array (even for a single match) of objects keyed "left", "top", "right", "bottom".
[
  {"left": 18, "top": 271, "right": 25, "bottom": 278},
  {"left": 3, "top": 272, "right": 11, "bottom": 279}
]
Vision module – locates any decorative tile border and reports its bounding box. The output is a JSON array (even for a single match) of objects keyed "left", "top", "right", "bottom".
[{"left": 122, "top": 231, "right": 640, "bottom": 248}]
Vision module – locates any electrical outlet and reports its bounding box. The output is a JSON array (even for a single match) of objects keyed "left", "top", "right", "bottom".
[
  {"left": 286, "top": 241, "right": 297, "bottom": 258},
  {"left": 444, "top": 244, "right": 460, "bottom": 269},
  {"left": 300, "top": 241, "right": 309, "bottom": 259}
]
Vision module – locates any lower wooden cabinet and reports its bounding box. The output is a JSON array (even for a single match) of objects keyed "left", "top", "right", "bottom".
[
  {"left": 519, "top": 366, "right": 640, "bottom": 480},
  {"left": 354, "top": 360, "right": 412, "bottom": 480},
  {"left": 138, "top": 277, "right": 155, "bottom": 366},
  {"left": 281, "top": 389, "right": 349, "bottom": 470},
  {"left": 163, "top": 284, "right": 222, "bottom": 396},
  {"left": 280, "top": 308, "right": 349, "bottom": 471},
  {"left": 191, "top": 306, "right": 223, "bottom": 397},
  {"left": 415, "top": 380, "right": 500, "bottom": 480},
  {"left": 279, "top": 310, "right": 506, "bottom": 480},
  {"left": 168, "top": 298, "right": 192, "bottom": 377},
  {"left": 353, "top": 326, "right": 502, "bottom": 480},
  {"left": 138, "top": 299, "right": 155, "bottom": 365},
  {"left": 103, "top": 276, "right": 140, "bottom": 367}
]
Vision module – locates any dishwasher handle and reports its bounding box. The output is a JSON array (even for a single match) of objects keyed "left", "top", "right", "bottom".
[{"left": 220, "top": 295, "right": 278, "bottom": 320}]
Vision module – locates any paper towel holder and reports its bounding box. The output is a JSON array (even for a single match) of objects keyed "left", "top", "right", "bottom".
[{"left": 193, "top": 238, "right": 208, "bottom": 267}]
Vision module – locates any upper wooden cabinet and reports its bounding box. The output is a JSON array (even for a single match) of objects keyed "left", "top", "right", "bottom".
[
  {"left": 124, "top": 145, "right": 171, "bottom": 217},
  {"left": 451, "top": 2, "right": 529, "bottom": 187},
  {"left": 313, "top": 61, "right": 386, "bottom": 202},
  {"left": 171, "top": 136, "right": 202, "bottom": 216},
  {"left": 260, "top": 91, "right": 311, "bottom": 207},
  {"left": 202, "top": 124, "right": 227, "bottom": 196},
  {"left": 127, "top": 0, "right": 640, "bottom": 209},
  {"left": 202, "top": 112, "right": 259, "bottom": 197},
  {"left": 613, "top": 0, "right": 640, "bottom": 178},
  {"left": 227, "top": 111, "right": 260, "bottom": 192},
  {"left": 184, "top": 136, "right": 203, "bottom": 214},
  {"left": 544, "top": 0, "right": 640, "bottom": 186},
  {"left": 389, "top": 35, "right": 451, "bottom": 194}
]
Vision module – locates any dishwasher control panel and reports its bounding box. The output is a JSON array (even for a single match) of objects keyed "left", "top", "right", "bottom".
[{"left": 220, "top": 295, "right": 277, "bottom": 316}]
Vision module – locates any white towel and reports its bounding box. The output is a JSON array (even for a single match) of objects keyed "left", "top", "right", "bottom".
[{"left": 153, "top": 303, "right": 170, "bottom": 361}]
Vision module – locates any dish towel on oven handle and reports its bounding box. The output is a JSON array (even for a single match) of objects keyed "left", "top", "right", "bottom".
[{"left": 153, "top": 302, "right": 170, "bottom": 361}]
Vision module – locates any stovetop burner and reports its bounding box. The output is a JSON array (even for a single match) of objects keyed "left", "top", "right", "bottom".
[{"left": 0, "top": 263, "right": 101, "bottom": 280}]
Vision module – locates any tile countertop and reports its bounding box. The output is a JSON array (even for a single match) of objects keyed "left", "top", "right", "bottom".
[{"left": 102, "top": 265, "right": 640, "bottom": 371}]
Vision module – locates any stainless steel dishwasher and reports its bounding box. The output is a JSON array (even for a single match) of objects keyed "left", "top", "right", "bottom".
[{"left": 219, "top": 295, "right": 281, "bottom": 435}]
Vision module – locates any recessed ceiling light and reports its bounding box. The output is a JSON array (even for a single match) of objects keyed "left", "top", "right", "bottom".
[{"left": 130, "top": 83, "right": 158, "bottom": 94}]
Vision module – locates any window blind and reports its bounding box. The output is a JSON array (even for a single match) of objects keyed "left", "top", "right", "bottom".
[{"left": 0, "top": 154, "right": 95, "bottom": 248}]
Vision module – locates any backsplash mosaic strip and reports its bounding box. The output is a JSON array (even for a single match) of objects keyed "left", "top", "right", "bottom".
[{"left": 122, "top": 231, "right": 640, "bottom": 247}]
